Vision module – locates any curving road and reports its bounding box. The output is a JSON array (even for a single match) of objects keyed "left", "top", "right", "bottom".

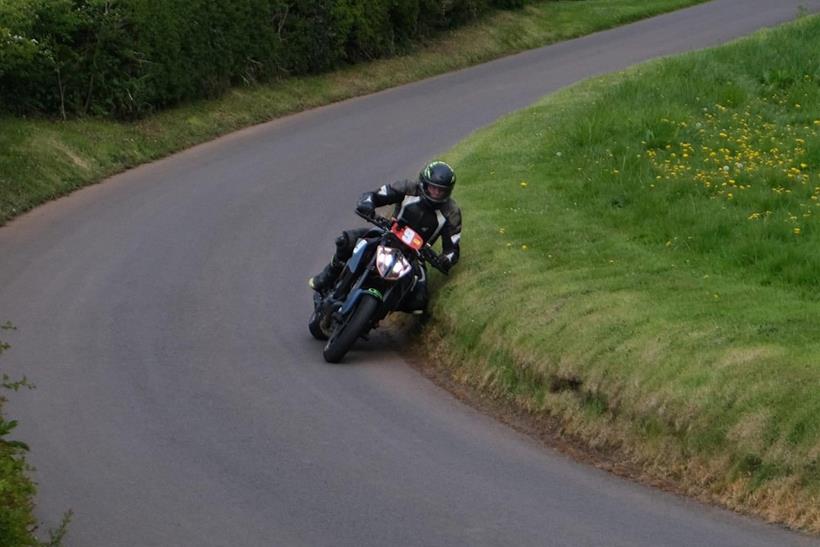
[{"left": 2, "top": 1, "right": 820, "bottom": 545}]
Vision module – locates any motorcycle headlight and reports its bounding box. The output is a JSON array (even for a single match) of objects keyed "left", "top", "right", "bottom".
[{"left": 375, "top": 245, "right": 413, "bottom": 280}]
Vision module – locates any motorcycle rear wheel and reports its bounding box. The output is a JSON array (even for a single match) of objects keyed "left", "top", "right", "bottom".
[{"left": 323, "top": 294, "right": 379, "bottom": 363}]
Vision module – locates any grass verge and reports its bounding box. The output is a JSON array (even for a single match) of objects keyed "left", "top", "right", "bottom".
[
  {"left": 0, "top": 0, "right": 705, "bottom": 224},
  {"left": 426, "top": 13, "right": 820, "bottom": 533}
]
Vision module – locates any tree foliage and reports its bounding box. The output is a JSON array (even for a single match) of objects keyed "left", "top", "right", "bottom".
[{"left": 0, "top": 0, "right": 525, "bottom": 119}]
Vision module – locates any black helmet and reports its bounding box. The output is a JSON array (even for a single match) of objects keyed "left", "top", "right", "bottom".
[{"left": 419, "top": 161, "right": 456, "bottom": 205}]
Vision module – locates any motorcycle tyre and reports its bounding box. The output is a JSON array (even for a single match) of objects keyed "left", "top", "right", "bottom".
[
  {"left": 308, "top": 309, "right": 328, "bottom": 340},
  {"left": 323, "top": 294, "right": 379, "bottom": 363}
]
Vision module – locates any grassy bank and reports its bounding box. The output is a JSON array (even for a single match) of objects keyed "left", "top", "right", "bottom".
[
  {"left": 428, "top": 14, "right": 820, "bottom": 533},
  {"left": 0, "top": 0, "right": 704, "bottom": 224}
]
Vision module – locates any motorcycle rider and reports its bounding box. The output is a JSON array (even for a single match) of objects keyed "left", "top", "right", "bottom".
[{"left": 309, "top": 160, "right": 462, "bottom": 313}]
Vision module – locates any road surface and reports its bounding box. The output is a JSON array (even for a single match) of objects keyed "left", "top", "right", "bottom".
[{"left": 2, "top": 1, "right": 819, "bottom": 545}]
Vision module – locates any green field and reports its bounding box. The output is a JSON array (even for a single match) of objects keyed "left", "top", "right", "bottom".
[
  {"left": 0, "top": 0, "right": 704, "bottom": 224},
  {"left": 429, "top": 14, "right": 820, "bottom": 532}
]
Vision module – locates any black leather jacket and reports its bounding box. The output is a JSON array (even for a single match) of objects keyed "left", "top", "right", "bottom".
[{"left": 359, "top": 179, "right": 462, "bottom": 267}]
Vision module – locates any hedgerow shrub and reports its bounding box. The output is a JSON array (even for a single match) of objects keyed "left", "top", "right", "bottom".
[
  {"left": 0, "top": 325, "right": 73, "bottom": 546},
  {"left": 0, "top": 331, "right": 38, "bottom": 546},
  {"left": 0, "top": 424, "right": 38, "bottom": 546},
  {"left": 0, "top": 0, "right": 526, "bottom": 119}
]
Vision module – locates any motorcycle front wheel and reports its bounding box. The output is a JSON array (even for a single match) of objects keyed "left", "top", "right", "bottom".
[
  {"left": 322, "top": 294, "right": 379, "bottom": 363},
  {"left": 308, "top": 308, "right": 328, "bottom": 340}
]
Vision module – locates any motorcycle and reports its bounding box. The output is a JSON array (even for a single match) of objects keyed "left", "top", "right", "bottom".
[{"left": 309, "top": 211, "right": 448, "bottom": 363}]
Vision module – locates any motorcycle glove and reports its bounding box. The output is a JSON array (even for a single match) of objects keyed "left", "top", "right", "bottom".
[
  {"left": 432, "top": 254, "right": 451, "bottom": 273},
  {"left": 356, "top": 194, "right": 376, "bottom": 218}
]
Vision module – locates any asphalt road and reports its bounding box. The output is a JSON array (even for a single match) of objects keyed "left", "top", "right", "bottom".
[{"left": 2, "top": 1, "right": 819, "bottom": 545}]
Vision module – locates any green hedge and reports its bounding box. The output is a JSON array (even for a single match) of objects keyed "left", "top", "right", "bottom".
[
  {"left": 0, "top": 332, "right": 37, "bottom": 546},
  {"left": 0, "top": 0, "right": 524, "bottom": 119}
]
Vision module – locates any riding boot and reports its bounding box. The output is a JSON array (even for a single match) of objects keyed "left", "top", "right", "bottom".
[{"left": 309, "top": 256, "right": 344, "bottom": 291}]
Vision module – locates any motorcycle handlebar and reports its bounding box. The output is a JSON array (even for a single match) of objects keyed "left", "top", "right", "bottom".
[
  {"left": 355, "top": 210, "right": 448, "bottom": 275},
  {"left": 356, "top": 209, "right": 391, "bottom": 230}
]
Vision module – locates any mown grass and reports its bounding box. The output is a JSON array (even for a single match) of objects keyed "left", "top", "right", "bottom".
[
  {"left": 0, "top": 0, "right": 705, "bottom": 224},
  {"left": 429, "top": 14, "right": 820, "bottom": 532}
]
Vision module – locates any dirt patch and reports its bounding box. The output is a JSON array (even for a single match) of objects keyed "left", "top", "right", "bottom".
[{"left": 32, "top": 134, "right": 92, "bottom": 171}]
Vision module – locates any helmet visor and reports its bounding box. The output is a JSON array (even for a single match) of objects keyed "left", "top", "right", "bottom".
[
  {"left": 423, "top": 181, "right": 451, "bottom": 203},
  {"left": 427, "top": 184, "right": 449, "bottom": 201}
]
